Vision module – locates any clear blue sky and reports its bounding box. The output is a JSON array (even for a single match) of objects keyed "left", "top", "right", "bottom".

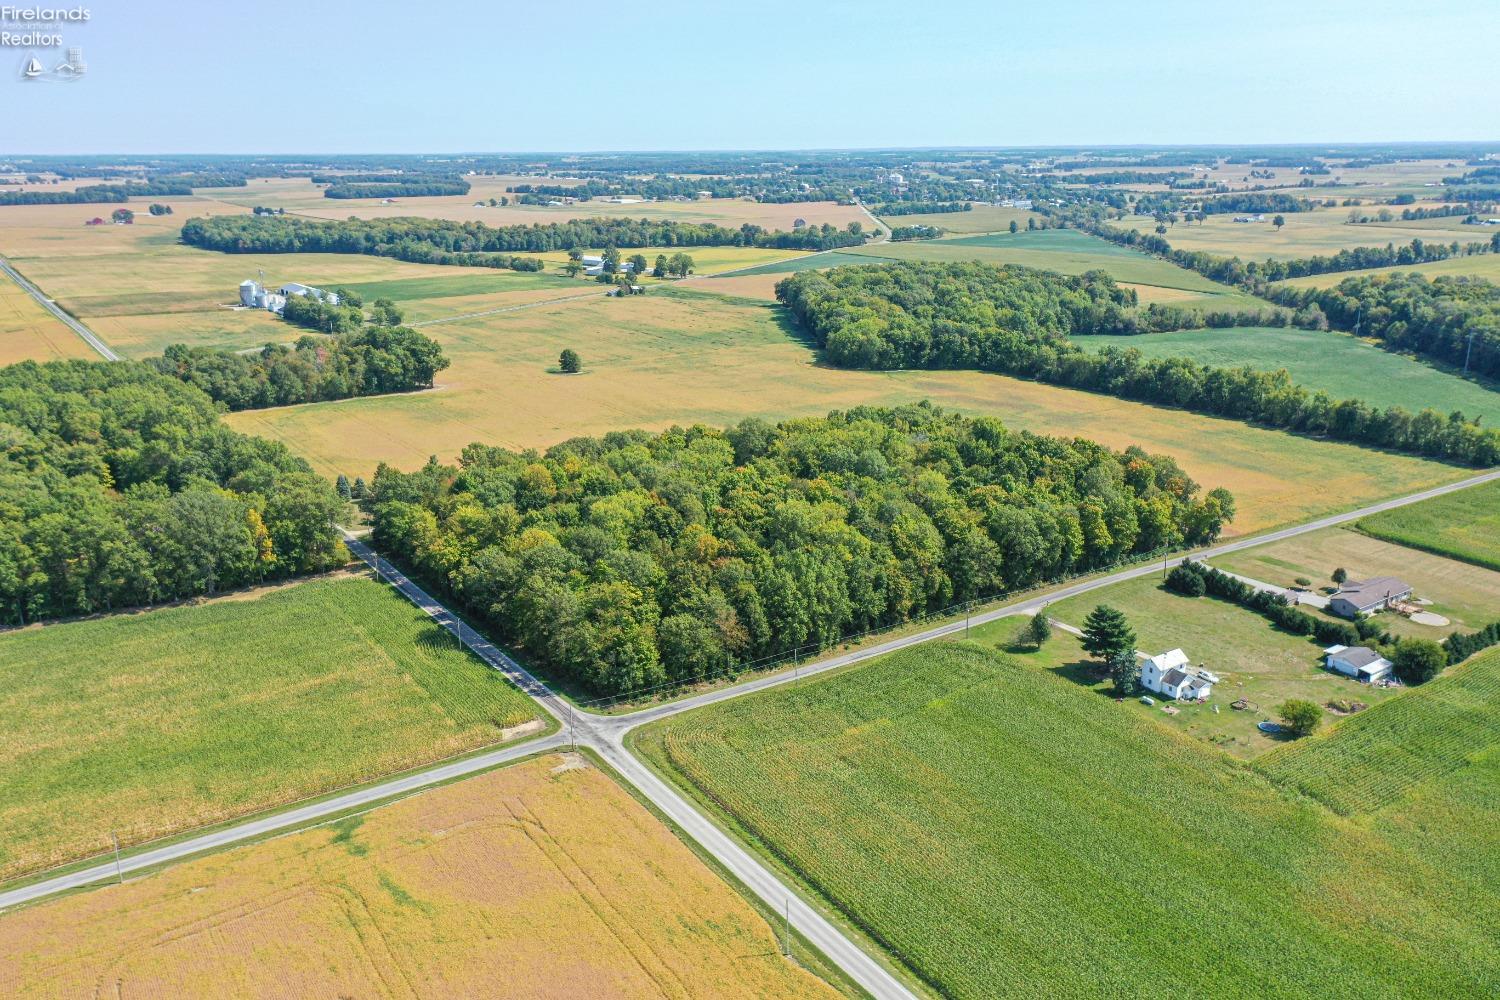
[{"left": 5, "top": 0, "right": 1495, "bottom": 153}]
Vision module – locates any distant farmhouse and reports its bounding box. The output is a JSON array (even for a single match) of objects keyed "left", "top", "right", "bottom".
[
  {"left": 1232, "top": 214, "right": 1266, "bottom": 223},
  {"left": 1328, "top": 577, "right": 1412, "bottom": 619},
  {"left": 1323, "top": 644, "right": 1395, "bottom": 684},
  {"left": 239, "top": 279, "right": 340, "bottom": 315},
  {"left": 1140, "top": 648, "right": 1216, "bottom": 701},
  {"left": 580, "top": 255, "right": 638, "bottom": 277}
]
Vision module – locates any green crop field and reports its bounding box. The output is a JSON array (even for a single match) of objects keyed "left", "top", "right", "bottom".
[
  {"left": 1070, "top": 326, "right": 1500, "bottom": 426},
  {"left": 635, "top": 641, "right": 1499, "bottom": 998},
  {"left": 1255, "top": 647, "right": 1500, "bottom": 815},
  {"left": 0, "top": 574, "right": 540, "bottom": 882},
  {"left": 222, "top": 290, "right": 1469, "bottom": 539},
  {"left": 872, "top": 204, "right": 1039, "bottom": 233},
  {"left": 1355, "top": 478, "right": 1500, "bottom": 572},
  {"left": 722, "top": 249, "right": 896, "bottom": 277},
  {"left": 1040, "top": 576, "right": 1401, "bottom": 756}
]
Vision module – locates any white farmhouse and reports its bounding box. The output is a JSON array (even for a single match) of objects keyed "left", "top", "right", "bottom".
[
  {"left": 1140, "top": 648, "right": 1214, "bottom": 701},
  {"left": 1324, "top": 645, "right": 1394, "bottom": 683}
]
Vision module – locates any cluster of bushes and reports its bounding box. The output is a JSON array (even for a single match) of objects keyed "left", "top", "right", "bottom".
[
  {"left": 0, "top": 180, "right": 193, "bottom": 206},
  {"left": 1443, "top": 619, "right": 1500, "bottom": 664},
  {"left": 873, "top": 201, "right": 972, "bottom": 216},
  {"left": 180, "top": 215, "right": 870, "bottom": 266},
  {"left": 321, "top": 178, "right": 471, "bottom": 199},
  {"left": 280, "top": 293, "right": 366, "bottom": 334},
  {"left": 888, "top": 225, "right": 946, "bottom": 241},
  {"left": 1198, "top": 193, "right": 1313, "bottom": 215},
  {"left": 1164, "top": 561, "right": 1385, "bottom": 647},
  {"left": 150, "top": 325, "right": 449, "bottom": 411},
  {"left": 370, "top": 404, "right": 1235, "bottom": 698},
  {"left": 0, "top": 361, "right": 347, "bottom": 626},
  {"left": 776, "top": 262, "right": 1500, "bottom": 465}
]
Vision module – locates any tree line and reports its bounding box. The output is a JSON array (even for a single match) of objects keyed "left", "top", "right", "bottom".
[
  {"left": 776, "top": 261, "right": 1500, "bottom": 466},
  {"left": 179, "top": 215, "right": 871, "bottom": 263},
  {"left": 0, "top": 361, "right": 347, "bottom": 626},
  {"left": 873, "top": 201, "right": 972, "bottom": 216},
  {"left": 369, "top": 404, "right": 1235, "bottom": 698},
  {"left": 321, "top": 179, "right": 471, "bottom": 199},
  {"left": 150, "top": 325, "right": 449, "bottom": 411},
  {"left": 0, "top": 180, "right": 192, "bottom": 206},
  {"left": 889, "top": 225, "right": 947, "bottom": 241}
]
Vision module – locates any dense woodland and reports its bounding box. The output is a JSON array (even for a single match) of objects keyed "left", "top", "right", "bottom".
[
  {"left": 873, "top": 201, "right": 972, "bottom": 216},
  {"left": 179, "top": 215, "right": 870, "bottom": 266},
  {"left": 370, "top": 405, "right": 1235, "bottom": 698},
  {"left": 0, "top": 362, "right": 347, "bottom": 626},
  {"left": 777, "top": 262, "right": 1500, "bottom": 465},
  {"left": 321, "top": 178, "right": 471, "bottom": 199},
  {"left": 0, "top": 181, "right": 192, "bottom": 205},
  {"left": 151, "top": 326, "right": 450, "bottom": 411}
]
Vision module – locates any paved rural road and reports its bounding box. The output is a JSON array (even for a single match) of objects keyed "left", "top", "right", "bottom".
[
  {"left": 0, "top": 254, "right": 121, "bottom": 361},
  {"left": 9, "top": 469, "right": 1500, "bottom": 995}
]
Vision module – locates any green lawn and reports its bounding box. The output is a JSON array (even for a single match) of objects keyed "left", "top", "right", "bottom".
[
  {"left": 1070, "top": 326, "right": 1500, "bottom": 426},
  {"left": 333, "top": 270, "right": 577, "bottom": 303},
  {"left": 1040, "top": 578, "right": 1400, "bottom": 756},
  {"left": 635, "top": 641, "right": 1499, "bottom": 998},
  {"left": 1355, "top": 478, "right": 1500, "bottom": 573},
  {"left": 723, "top": 250, "right": 897, "bottom": 277},
  {"left": 1214, "top": 526, "right": 1500, "bottom": 641},
  {"left": 0, "top": 574, "right": 540, "bottom": 881}
]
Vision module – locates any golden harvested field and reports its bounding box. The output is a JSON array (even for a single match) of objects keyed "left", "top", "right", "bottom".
[
  {"left": 205, "top": 175, "right": 869, "bottom": 230},
  {"left": 0, "top": 755, "right": 838, "bottom": 1000},
  {"left": 1117, "top": 205, "right": 1487, "bottom": 260},
  {"left": 1276, "top": 251, "right": 1500, "bottom": 289},
  {"left": 224, "top": 290, "right": 1467, "bottom": 538},
  {"left": 694, "top": 271, "right": 790, "bottom": 301},
  {"left": 0, "top": 265, "right": 93, "bottom": 365}
]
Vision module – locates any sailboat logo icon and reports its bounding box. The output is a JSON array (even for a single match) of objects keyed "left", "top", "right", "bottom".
[{"left": 22, "top": 56, "right": 44, "bottom": 79}]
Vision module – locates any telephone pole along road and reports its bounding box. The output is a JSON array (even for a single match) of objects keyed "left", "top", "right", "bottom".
[
  {"left": 0, "top": 254, "right": 120, "bottom": 361},
  {"left": 5, "top": 468, "right": 1499, "bottom": 997}
]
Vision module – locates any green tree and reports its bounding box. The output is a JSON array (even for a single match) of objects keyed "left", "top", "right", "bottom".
[
  {"left": 1332, "top": 567, "right": 1347, "bottom": 585},
  {"left": 1008, "top": 220, "right": 1019, "bottom": 234},
  {"left": 1081, "top": 604, "right": 1136, "bottom": 663},
  {"left": 1278, "top": 698, "right": 1322, "bottom": 737},
  {"left": 1109, "top": 650, "right": 1140, "bottom": 696},
  {"left": 559, "top": 349, "right": 581, "bottom": 374},
  {"left": 1273, "top": 214, "right": 1286, "bottom": 231},
  {"left": 628, "top": 253, "right": 649, "bottom": 277},
  {"left": 1024, "top": 611, "right": 1051, "bottom": 649},
  {"left": 336, "top": 474, "right": 352, "bottom": 501},
  {"left": 1392, "top": 638, "right": 1446, "bottom": 684},
  {"left": 602, "top": 246, "right": 621, "bottom": 274},
  {"left": 563, "top": 259, "right": 583, "bottom": 278},
  {"left": 370, "top": 298, "right": 404, "bottom": 326},
  {"left": 652, "top": 253, "right": 669, "bottom": 278},
  {"left": 352, "top": 476, "right": 367, "bottom": 500}
]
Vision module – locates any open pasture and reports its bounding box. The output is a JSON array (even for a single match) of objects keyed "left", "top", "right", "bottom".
[
  {"left": 205, "top": 175, "right": 869, "bottom": 230},
  {"left": 1118, "top": 204, "right": 1490, "bottom": 260},
  {"left": 0, "top": 574, "right": 539, "bottom": 881},
  {"left": 1354, "top": 477, "right": 1500, "bottom": 572},
  {"left": 223, "top": 289, "right": 1469, "bottom": 537},
  {"left": 1276, "top": 250, "right": 1500, "bottom": 289},
  {"left": 1070, "top": 326, "right": 1500, "bottom": 426},
  {"left": 1043, "top": 576, "right": 1400, "bottom": 756},
  {"left": 1213, "top": 526, "right": 1500, "bottom": 640},
  {"left": 0, "top": 756, "right": 837, "bottom": 1000},
  {"left": 635, "top": 641, "right": 1500, "bottom": 998},
  {"left": 0, "top": 265, "right": 93, "bottom": 364}
]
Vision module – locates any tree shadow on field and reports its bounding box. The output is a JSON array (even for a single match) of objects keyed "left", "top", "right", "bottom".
[
  {"left": 1049, "top": 657, "right": 1119, "bottom": 698},
  {"left": 767, "top": 306, "right": 821, "bottom": 354}
]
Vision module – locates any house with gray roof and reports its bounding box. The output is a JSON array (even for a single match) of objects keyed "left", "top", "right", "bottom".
[{"left": 1328, "top": 577, "right": 1412, "bottom": 619}]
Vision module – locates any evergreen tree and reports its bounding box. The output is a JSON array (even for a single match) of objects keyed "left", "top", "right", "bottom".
[
  {"left": 1025, "top": 612, "right": 1052, "bottom": 649},
  {"left": 336, "top": 474, "right": 352, "bottom": 500},
  {"left": 1081, "top": 605, "right": 1136, "bottom": 662},
  {"left": 1109, "top": 650, "right": 1140, "bottom": 696},
  {"left": 559, "top": 349, "right": 581, "bottom": 373}
]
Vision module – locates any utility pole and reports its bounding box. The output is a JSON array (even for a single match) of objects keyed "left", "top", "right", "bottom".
[
  {"left": 783, "top": 897, "right": 791, "bottom": 958},
  {"left": 111, "top": 830, "right": 123, "bottom": 885},
  {"left": 1463, "top": 327, "right": 1478, "bottom": 375}
]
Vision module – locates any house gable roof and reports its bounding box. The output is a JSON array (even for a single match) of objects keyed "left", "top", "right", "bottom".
[{"left": 1334, "top": 577, "right": 1412, "bottom": 608}]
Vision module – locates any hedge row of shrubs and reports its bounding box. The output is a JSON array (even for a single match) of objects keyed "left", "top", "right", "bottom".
[
  {"left": 1164, "top": 561, "right": 1391, "bottom": 648},
  {"left": 1443, "top": 620, "right": 1500, "bottom": 664}
]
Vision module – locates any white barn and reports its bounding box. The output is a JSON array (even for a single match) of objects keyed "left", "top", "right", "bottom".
[{"left": 1324, "top": 645, "right": 1394, "bottom": 683}]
